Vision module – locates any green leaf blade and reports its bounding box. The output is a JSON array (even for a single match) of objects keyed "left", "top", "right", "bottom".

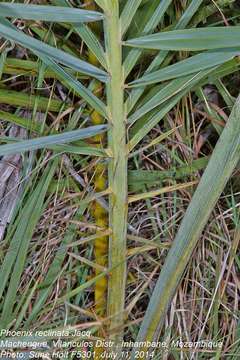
[
  {"left": 0, "top": 20, "right": 108, "bottom": 83},
  {"left": 123, "top": 0, "right": 172, "bottom": 77},
  {"left": 129, "top": 50, "right": 240, "bottom": 87},
  {"left": 120, "top": 0, "right": 143, "bottom": 36},
  {"left": 128, "top": 70, "right": 212, "bottom": 125},
  {"left": 0, "top": 125, "right": 108, "bottom": 157},
  {"left": 125, "top": 27, "right": 240, "bottom": 51},
  {"left": 0, "top": 3, "right": 104, "bottom": 23}
]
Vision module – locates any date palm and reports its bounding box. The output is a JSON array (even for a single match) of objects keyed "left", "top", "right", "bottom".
[{"left": 0, "top": 0, "right": 240, "bottom": 357}]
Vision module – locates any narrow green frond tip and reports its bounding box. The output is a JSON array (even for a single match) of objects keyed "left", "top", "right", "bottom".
[{"left": 0, "top": 3, "right": 104, "bottom": 23}]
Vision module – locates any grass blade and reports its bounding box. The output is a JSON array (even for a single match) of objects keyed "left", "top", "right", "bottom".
[
  {"left": 128, "top": 156, "right": 209, "bottom": 191},
  {"left": 128, "top": 181, "right": 197, "bottom": 203},
  {"left": 0, "top": 110, "right": 42, "bottom": 133},
  {"left": 0, "top": 160, "right": 57, "bottom": 327},
  {"left": 0, "top": 88, "right": 64, "bottom": 112},
  {"left": 2, "top": 57, "right": 87, "bottom": 79}
]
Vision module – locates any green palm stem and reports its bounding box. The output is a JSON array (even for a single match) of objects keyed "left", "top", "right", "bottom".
[{"left": 104, "top": 0, "right": 128, "bottom": 348}]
